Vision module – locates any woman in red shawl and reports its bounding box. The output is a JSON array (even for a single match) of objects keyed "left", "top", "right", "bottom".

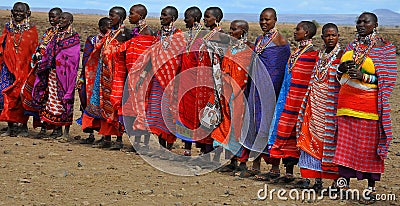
[
  {"left": 296, "top": 23, "right": 343, "bottom": 190},
  {"left": 211, "top": 20, "right": 253, "bottom": 171},
  {"left": 269, "top": 21, "right": 318, "bottom": 182},
  {"left": 77, "top": 17, "right": 111, "bottom": 144},
  {"left": 120, "top": 4, "right": 156, "bottom": 152},
  {"left": 176, "top": 7, "right": 225, "bottom": 157},
  {"left": 0, "top": 2, "right": 38, "bottom": 137},
  {"left": 83, "top": 6, "right": 131, "bottom": 149}
]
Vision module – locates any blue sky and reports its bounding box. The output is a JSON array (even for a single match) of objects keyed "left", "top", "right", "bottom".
[{"left": 1, "top": 0, "right": 399, "bottom": 14}]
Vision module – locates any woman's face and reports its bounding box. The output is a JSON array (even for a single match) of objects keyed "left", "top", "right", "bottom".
[
  {"left": 229, "top": 22, "right": 244, "bottom": 40},
  {"left": 109, "top": 9, "right": 122, "bottom": 27},
  {"left": 322, "top": 27, "right": 339, "bottom": 49},
  {"left": 129, "top": 7, "right": 141, "bottom": 25},
  {"left": 294, "top": 23, "right": 307, "bottom": 42},
  {"left": 11, "top": 4, "right": 27, "bottom": 23},
  {"left": 99, "top": 20, "right": 112, "bottom": 35},
  {"left": 259, "top": 10, "right": 276, "bottom": 33},
  {"left": 58, "top": 13, "right": 72, "bottom": 30},
  {"left": 203, "top": 10, "right": 217, "bottom": 28},
  {"left": 184, "top": 11, "right": 195, "bottom": 29},
  {"left": 356, "top": 13, "right": 377, "bottom": 37},
  {"left": 48, "top": 10, "right": 61, "bottom": 27},
  {"left": 160, "top": 8, "right": 174, "bottom": 26}
]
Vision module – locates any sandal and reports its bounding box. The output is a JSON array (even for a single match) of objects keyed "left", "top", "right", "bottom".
[
  {"left": 183, "top": 150, "right": 192, "bottom": 156},
  {"left": 254, "top": 173, "right": 270, "bottom": 181},
  {"left": 109, "top": 140, "right": 123, "bottom": 150},
  {"left": 311, "top": 182, "right": 323, "bottom": 193},
  {"left": 34, "top": 127, "right": 47, "bottom": 139},
  {"left": 254, "top": 170, "right": 280, "bottom": 181},
  {"left": 218, "top": 163, "right": 237, "bottom": 173},
  {"left": 239, "top": 169, "right": 260, "bottom": 178},
  {"left": 273, "top": 173, "right": 295, "bottom": 184},
  {"left": 294, "top": 179, "right": 311, "bottom": 189},
  {"left": 80, "top": 134, "right": 95, "bottom": 144},
  {"left": 93, "top": 139, "right": 111, "bottom": 148},
  {"left": 50, "top": 127, "right": 63, "bottom": 139}
]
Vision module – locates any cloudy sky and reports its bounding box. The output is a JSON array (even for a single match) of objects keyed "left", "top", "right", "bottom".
[{"left": 1, "top": 0, "right": 399, "bottom": 14}]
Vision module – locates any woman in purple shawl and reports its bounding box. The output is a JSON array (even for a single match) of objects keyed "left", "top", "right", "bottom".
[
  {"left": 33, "top": 12, "right": 80, "bottom": 138},
  {"left": 238, "top": 8, "right": 290, "bottom": 179}
]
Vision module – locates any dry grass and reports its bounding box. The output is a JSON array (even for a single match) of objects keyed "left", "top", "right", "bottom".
[{"left": 1, "top": 10, "right": 400, "bottom": 53}]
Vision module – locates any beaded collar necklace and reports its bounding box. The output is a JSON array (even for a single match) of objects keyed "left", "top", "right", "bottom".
[
  {"left": 203, "top": 25, "right": 221, "bottom": 41},
  {"left": 8, "top": 18, "right": 31, "bottom": 33},
  {"left": 104, "top": 26, "right": 122, "bottom": 49},
  {"left": 186, "top": 23, "right": 203, "bottom": 54},
  {"left": 55, "top": 25, "right": 74, "bottom": 42},
  {"left": 160, "top": 25, "right": 176, "bottom": 50},
  {"left": 352, "top": 32, "right": 378, "bottom": 70},
  {"left": 8, "top": 18, "right": 31, "bottom": 53},
  {"left": 254, "top": 28, "right": 278, "bottom": 54},
  {"left": 198, "top": 26, "right": 221, "bottom": 53},
  {"left": 287, "top": 39, "right": 313, "bottom": 73},
  {"left": 230, "top": 37, "right": 247, "bottom": 55},
  {"left": 132, "top": 19, "right": 148, "bottom": 37},
  {"left": 315, "top": 43, "right": 341, "bottom": 82}
]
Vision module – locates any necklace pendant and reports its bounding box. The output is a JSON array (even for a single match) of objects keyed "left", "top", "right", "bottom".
[
  {"left": 163, "top": 41, "right": 169, "bottom": 49},
  {"left": 231, "top": 47, "right": 237, "bottom": 55}
]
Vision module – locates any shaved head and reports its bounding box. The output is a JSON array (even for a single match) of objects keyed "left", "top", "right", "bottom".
[
  {"left": 232, "top": 20, "right": 249, "bottom": 33},
  {"left": 132, "top": 4, "right": 147, "bottom": 18}
]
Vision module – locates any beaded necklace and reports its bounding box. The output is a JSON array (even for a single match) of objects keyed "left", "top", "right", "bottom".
[
  {"left": 203, "top": 26, "right": 221, "bottom": 41},
  {"left": 104, "top": 26, "right": 121, "bottom": 49},
  {"left": 55, "top": 25, "right": 73, "bottom": 43},
  {"left": 132, "top": 20, "right": 148, "bottom": 37},
  {"left": 314, "top": 43, "right": 341, "bottom": 82},
  {"left": 160, "top": 25, "right": 176, "bottom": 50},
  {"left": 287, "top": 39, "right": 313, "bottom": 73},
  {"left": 230, "top": 37, "right": 247, "bottom": 55},
  {"left": 186, "top": 23, "right": 203, "bottom": 54},
  {"left": 352, "top": 32, "right": 378, "bottom": 70},
  {"left": 254, "top": 28, "right": 278, "bottom": 54},
  {"left": 198, "top": 26, "right": 221, "bottom": 51},
  {"left": 40, "top": 27, "right": 58, "bottom": 48},
  {"left": 8, "top": 19, "right": 31, "bottom": 54}
]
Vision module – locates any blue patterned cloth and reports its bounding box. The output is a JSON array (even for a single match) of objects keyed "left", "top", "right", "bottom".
[
  {"left": 267, "top": 64, "right": 291, "bottom": 147},
  {"left": 0, "top": 64, "right": 15, "bottom": 111}
]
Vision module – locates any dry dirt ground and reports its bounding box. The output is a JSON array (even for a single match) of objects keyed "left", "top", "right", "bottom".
[
  {"left": 0, "top": 10, "right": 400, "bottom": 206},
  {"left": 0, "top": 92, "right": 399, "bottom": 206},
  {"left": 0, "top": 77, "right": 399, "bottom": 206}
]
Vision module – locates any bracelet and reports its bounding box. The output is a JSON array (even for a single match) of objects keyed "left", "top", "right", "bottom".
[
  {"left": 362, "top": 73, "right": 368, "bottom": 82},
  {"left": 362, "top": 73, "right": 377, "bottom": 84}
]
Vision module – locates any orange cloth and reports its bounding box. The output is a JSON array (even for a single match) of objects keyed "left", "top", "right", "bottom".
[{"left": 211, "top": 46, "right": 252, "bottom": 144}]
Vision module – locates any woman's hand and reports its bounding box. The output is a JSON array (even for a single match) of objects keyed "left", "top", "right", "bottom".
[
  {"left": 338, "top": 60, "right": 355, "bottom": 73},
  {"left": 347, "top": 68, "right": 362, "bottom": 80}
]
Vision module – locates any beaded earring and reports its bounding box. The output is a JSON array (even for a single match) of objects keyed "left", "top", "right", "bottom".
[
  {"left": 215, "top": 21, "right": 220, "bottom": 28},
  {"left": 241, "top": 32, "right": 248, "bottom": 44},
  {"left": 120, "top": 22, "right": 126, "bottom": 37},
  {"left": 169, "top": 18, "right": 175, "bottom": 31}
]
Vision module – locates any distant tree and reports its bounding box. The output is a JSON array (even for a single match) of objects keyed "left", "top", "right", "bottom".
[{"left": 312, "top": 20, "right": 320, "bottom": 28}]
